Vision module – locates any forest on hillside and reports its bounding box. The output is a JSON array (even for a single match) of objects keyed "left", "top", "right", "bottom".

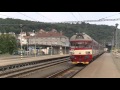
[{"left": 0, "top": 18, "right": 117, "bottom": 44}]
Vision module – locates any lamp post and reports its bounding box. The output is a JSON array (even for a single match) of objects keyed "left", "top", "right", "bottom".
[
  {"left": 51, "top": 41, "right": 52, "bottom": 55},
  {"left": 27, "top": 38, "right": 29, "bottom": 56},
  {"left": 33, "top": 30, "right": 36, "bottom": 57},
  {"left": 111, "top": 32, "right": 114, "bottom": 52},
  {"left": 65, "top": 43, "right": 66, "bottom": 54},
  {"left": 64, "top": 38, "right": 67, "bottom": 54},
  {"left": 60, "top": 37, "right": 63, "bottom": 55},
  {"left": 20, "top": 24, "right": 23, "bottom": 60},
  {"left": 115, "top": 23, "right": 119, "bottom": 52}
]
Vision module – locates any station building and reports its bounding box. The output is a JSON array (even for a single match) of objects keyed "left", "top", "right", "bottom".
[{"left": 18, "top": 29, "right": 70, "bottom": 55}]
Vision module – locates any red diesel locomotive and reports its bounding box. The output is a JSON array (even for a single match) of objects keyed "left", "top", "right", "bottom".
[{"left": 70, "top": 33, "right": 104, "bottom": 64}]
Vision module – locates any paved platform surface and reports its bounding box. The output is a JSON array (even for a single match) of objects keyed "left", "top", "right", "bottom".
[
  {"left": 0, "top": 54, "right": 70, "bottom": 67},
  {"left": 73, "top": 53, "right": 120, "bottom": 78}
]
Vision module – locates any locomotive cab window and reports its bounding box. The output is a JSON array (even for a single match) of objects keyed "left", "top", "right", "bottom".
[
  {"left": 76, "top": 35, "right": 84, "bottom": 39},
  {"left": 84, "top": 41, "right": 92, "bottom": 48},
  {"left": 70, "top": 41, "right": 92, "bottom": 48}
]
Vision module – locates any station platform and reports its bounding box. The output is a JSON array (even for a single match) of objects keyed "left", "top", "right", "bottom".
[
  {"left": 73, "top": 53, "right": 120, "bottom": 78},
  {"left": 0, "top": 54, "right": 70, "bottom": 67}
]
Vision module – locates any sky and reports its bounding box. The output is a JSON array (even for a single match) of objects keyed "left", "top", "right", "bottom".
[{"left": 0, "top": 12, "right": 120, "bottom": 28}]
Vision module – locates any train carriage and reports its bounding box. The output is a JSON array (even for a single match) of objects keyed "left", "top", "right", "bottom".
[{"left": 70, "top": 33, "right": 104, "bottom": 64}]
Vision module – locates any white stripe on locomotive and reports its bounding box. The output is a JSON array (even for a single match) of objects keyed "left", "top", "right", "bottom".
[{"left": 70, "top": 49, "right": 92, "bottom": 55}]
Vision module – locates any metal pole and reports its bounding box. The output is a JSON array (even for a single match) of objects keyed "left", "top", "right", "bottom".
[
  {"left": 115, "top": 23, "right": 119, "bottom": 52},
  {"left": 27, "top": 38, "right": 28, "bottom": 56},
  {"left": 60, "top": 37, "right": 63, "bottom": 55},
  {"left": 64, "top": 42, "right": 66, "bottom": 54},
  {"left": 35, "top": 34, "right": 36, "bottom": 57},
  {"left": 65, "top": 46, "right": 66, "bottom": 54},
  {"left": 20, "top": 24, "right": 23, "bottom": 60},
  {"left": 112, "top": 31, "right": 114, "bottom": 51},
  {"left": 33, "top": 30, "right": 36, "bottom": 57},
  {"left": 51, "top": 42, "right": 52, "bottom": 55},
  {"left": 114, "top": 29, "right": 115, "bottom": 48}
]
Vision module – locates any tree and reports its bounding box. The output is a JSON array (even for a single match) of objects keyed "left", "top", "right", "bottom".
[{"left": 0, "top": 34, "right": 17, "bottom": 54}]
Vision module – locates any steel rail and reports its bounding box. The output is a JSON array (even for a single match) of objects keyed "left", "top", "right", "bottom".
[
  {"left": 0, "top": 58, "right": 70, "bottom": 78},
  {"left": 46, "top": 65, "right": 86, "bottom": 78},
  {"left": 0, "top": 56, "right": 69, "bottom": 73}
]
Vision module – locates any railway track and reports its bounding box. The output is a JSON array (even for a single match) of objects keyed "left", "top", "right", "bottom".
[
  {"left": 0, "top": 57, "right": 70, "bottom": 78},
  {"left": 46, "top": 64, "right": 86, "bottom": 78},
  {"left": 0, "top": 56, "right": 69, "bottom": 72}
]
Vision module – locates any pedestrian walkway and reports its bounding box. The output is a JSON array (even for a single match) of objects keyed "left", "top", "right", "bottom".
[
  {"left": 0, "top": 54, "right": 70, "bottom": 67},
  {"left": 73, "top": 53, "right": 120, "bottom": 78},
  {"left": 0, "top": 55, "right": 21, "bottom": 60}
]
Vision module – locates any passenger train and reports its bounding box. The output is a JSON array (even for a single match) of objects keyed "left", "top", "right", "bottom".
[{"left": 69, "top": 33, "right": 104, "bottom": 64}]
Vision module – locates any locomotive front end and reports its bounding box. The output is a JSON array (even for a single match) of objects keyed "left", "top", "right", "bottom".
[
  {"left": 70, "top": 44, "right": 92, "bottom": 64},
  {"left": 70, "top": 33, "right": 93, "bottom": 64}
]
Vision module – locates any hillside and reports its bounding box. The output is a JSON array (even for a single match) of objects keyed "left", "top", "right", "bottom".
[{"left": 0, "top": 18, "right": 117, "bottom": 44}]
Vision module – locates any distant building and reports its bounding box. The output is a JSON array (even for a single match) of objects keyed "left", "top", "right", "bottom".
[
  {"left": 18, "top": 32, "right": 27, "bottom": 45},
  {"left": 29, "top": 32, "right": 35, "bottom": 36},
  {"left": 17, "top": 31, "right": 36, "bottom": 45},
  {"left": 17, "top": 29, "right": 70, "bottom": 55},
  {"left": 8, "top": 32, "right": 16, "bottom": 37},
  {"left": 28, "top": 29, "right": 70, "bottom": 46}
]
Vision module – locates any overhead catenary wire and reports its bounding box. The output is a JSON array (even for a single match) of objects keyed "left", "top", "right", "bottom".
[
  {"left": 61, "top": 17, "right": 120, "bottom": 24},
  {"left": 77, "top": 12, "right": 84, "bottom": 20},
  {"left": 17, "top": 12, "right": 39, "bottom": 22},
  {"left": 70, "top": 12, "right": 78, "bottom": 21},
  {"left": 0, "top": 13, "right": 15, "bottom": 19},
  {"left": 1, "top": 12, "right": 120, "bottom": 25},
  {"left": 0, "top": 23, "right": 43, "bottom": 26},
  {"left": 1, "top": 17, "right": 120, "bottom": 26},
  {"left": 98, "top": 13, "right": 120, "bottom": 20},
  {"left": 35, "top": 12, "right": 54, "bottom": 22}
]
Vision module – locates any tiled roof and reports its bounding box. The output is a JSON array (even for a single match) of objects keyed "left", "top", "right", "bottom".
[
  {"left": 23, "top": 36, "right": 31, "bottom": 39},
  {"left": 36, "top": 29, "right": 63, "bottom": 37},
  {"left": 23, "top": 29, "right": 67, "bottom": 39}
]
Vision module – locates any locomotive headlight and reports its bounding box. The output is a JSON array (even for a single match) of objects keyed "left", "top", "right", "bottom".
[{"left": 86, "top": 51, "right": 90, "bottom": 54}]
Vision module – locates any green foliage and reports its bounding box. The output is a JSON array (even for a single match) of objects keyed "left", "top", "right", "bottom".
[{"left": 0, "top": 34, "right": 17, "bottom": 54}]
